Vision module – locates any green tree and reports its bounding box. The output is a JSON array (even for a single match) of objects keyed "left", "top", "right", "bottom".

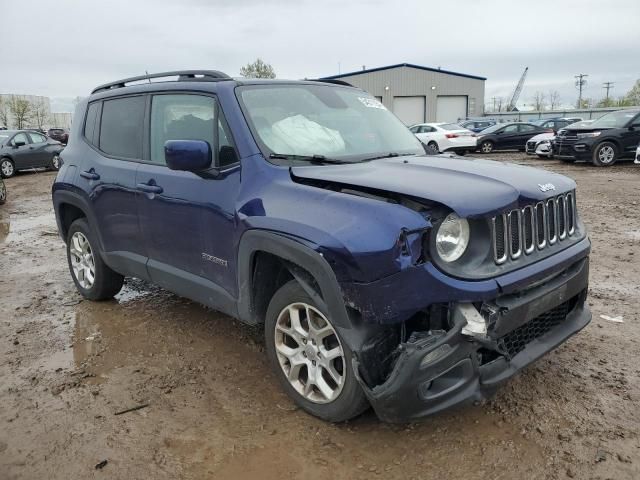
[
  {"left": 239, "top": 58, "right": 276, "bottom": 79},
  {"left": 624, "top": 79, "right": 640, "bottom": 106},
  {"left": 595, "top": 97, "right": 615, "bottom": 108}
]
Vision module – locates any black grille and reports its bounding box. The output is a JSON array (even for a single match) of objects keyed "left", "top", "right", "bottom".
[
  {"left": 526, "top": 141, "right": 536, "bottom": 152},
  {"left": 491, "top": 192, "right": 577, "bottom": 264},
  {"left": 497, "top": 298, "right": 575, "bottom": 358},
  {"left": 494, "top": 215, "right": 506, "bottom": 261}
]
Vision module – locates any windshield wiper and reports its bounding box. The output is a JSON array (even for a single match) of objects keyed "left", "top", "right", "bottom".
[
  {"left": 360, "top": 152, "right": 416, "bottom": 162},
  {"left": 269, "top": 153, "right": 348, "bottom": 164}
]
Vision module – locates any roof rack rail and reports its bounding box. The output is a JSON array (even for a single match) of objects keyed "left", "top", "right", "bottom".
[
  {"left": 311, "top": 78, "right": 354, "bottom": 87},
  {"left": 91, "top": 70, "right": 231, "bottom": 94}
]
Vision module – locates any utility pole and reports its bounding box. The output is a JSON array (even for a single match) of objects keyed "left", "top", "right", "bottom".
[
  {"left": 603, "top": 82, "right": 614, "bottom": 101},
  {"left": 492, "top": 97, "right": 497, "bottom": 112},
  {"left": 575, "top": 74, "right": 588, "bottom": 108}
]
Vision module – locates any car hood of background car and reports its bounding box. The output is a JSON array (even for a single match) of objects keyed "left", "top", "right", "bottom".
[
  {"left": 291, "top": 155, "right": 576, "bottom": 218},
  {"left": 529, "top": 132, "right": 555, "bottom": 143}
]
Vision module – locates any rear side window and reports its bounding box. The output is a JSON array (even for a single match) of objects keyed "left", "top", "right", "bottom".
[
  {"left": 99, "top": 96, "right": 145, "bottom": 158},
  {"left": 84, "top": 102, "right": 100, "bottom": 143},
  {"left": 29, "top": 132, "right": 46, "bottom": 143}
]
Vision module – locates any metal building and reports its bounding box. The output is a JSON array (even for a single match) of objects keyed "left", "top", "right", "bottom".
[{"left": 321, "top": 63, "right": 486, "bottom": 125}]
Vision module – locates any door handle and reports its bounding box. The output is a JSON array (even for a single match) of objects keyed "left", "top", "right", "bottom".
[
  {"left": 136, "top": 182, "right": 163, "bottom": 194},
  {"left": 80, "top": 169, "right": 100, "bottom": 180}
]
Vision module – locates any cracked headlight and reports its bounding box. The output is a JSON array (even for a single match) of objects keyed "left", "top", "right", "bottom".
[{"left": 435, "top": 213, "right": 470, "bottom": 262}]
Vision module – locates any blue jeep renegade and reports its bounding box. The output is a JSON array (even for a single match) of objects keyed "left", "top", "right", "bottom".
[{"left": 52, "top": 70, "right": 591, "bottom": 422}]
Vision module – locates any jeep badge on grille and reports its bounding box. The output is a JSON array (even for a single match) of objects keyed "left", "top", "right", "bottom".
[{"left": 538, "top": 183, "right": 556, "bottom": 192}]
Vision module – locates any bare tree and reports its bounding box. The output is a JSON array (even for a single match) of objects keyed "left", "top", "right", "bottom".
[
  {"left": 0, "top": 97, "right": 10, "bottom": 128},
  {"left": 240, "top": 58, "right": 276, "bottom": 79},
  {"left": 532, "top": 91, "right": 546, "bottom": 111},
  {"left": 8, "top": 96, "right": 33, "bottom": 129},
  {"left": 548, "top": 90, "right": 561, "bottom": 110},
  {"left": 496, "top": 97, "right": 505, "bottom": 112},
  {"left": 31, "top": 98, "right": 50, "bottom": 130}
]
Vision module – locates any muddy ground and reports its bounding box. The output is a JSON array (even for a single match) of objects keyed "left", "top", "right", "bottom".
[{"left": 0, "top": 153, "right": 639, "bottom": 480}]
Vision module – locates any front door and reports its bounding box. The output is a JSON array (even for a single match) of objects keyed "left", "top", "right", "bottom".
[
  {"left": 621, "top": 114, "right": 640, "bottom": 157},
  {"left": 498, "top": 124, "right": 520, "bottom": 149},
  {"left": 136, "top": 93, "right": 240, "bottom": 310},
  {"left": 8, "top": 132, "right": 33, "bottom": 169}
]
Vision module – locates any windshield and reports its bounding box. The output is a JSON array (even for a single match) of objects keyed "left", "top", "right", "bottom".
[
  {"left": 238, "top": 84, "right": 424, "bottom": 162},
  {"left": 590, "top": 110, "right": 639, "bottom": 129}
]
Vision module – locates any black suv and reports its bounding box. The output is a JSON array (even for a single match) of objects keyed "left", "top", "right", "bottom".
[{"left": 553, "top": 109, "right": 640, "bottom": 166}]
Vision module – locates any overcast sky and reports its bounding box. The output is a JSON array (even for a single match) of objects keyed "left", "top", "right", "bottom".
[{"left": 2, "top": 0, "right": 638, "bottom": 112}]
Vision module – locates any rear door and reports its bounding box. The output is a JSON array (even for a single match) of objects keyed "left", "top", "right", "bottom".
[
  {"left": 517, "top": 124, "right": 538, "bottom": 149},
  {"left": 82, "top": 96, "right": 149, "bottom": 280},
  {"left": 27, "top": 132, "right": 51, "bottom": 166},
  {"left": 621, "top": 114, "right": 640, "bottom": 156}
]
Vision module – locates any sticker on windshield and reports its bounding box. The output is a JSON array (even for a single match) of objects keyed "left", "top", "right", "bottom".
[{"left": 358, "top": 97, "right": 386, "bottom": 110}]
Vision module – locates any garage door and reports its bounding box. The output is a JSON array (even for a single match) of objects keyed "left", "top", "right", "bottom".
[
  {"left": 393, "top": 96, "right": 425, "bottom": 125},
  {"left": 436, "top": 96, "right": 467, "bottom": 123}
]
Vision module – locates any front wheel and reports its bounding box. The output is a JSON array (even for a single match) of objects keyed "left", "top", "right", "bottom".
[
  {"left": 66, "top": 218, "right": 124, "bottom": 300},
  {"left": 479, "top": 140, "right": 494, "bottom": 153},
  {"left": 50, "top": 153, "right": 61, "bottom": 171},
  {"left": 425, "top": 141, "right": 439, "bottom": 155},
  {"left": 265, "top": 280, "right": 369, "bottom": 422},
  {"left": 592, "top": 142, "right": 617, "bottom": 167},
  {"left": 0, "top": 158, "right": 15, "bottom": 178}
]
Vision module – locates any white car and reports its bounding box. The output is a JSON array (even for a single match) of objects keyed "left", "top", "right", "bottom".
[
  {"left": 635, "top": 144, "right": 640, "bottom": 164},
  {"left": 525, "top": 120, "right": 595, "bottom": 158},
  {"left": 409, "top": 123, "right": 476, "bottom": 155}
]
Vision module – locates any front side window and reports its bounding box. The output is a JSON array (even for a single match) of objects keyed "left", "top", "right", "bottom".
[
  {"left": 99, "top": 96, "right": 145, "bottom": 158},
  {"left": 150, "top": 94, "right": 215, "bottom": 165},
  {"left": 12, "top": 133, "right": 29, "bottom": 145},
  {"left": 238, "top": 84, "right": 423, "bottom": 162}
]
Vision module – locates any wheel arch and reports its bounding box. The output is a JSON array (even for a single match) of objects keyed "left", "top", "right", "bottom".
[
  {"left": 53, "top": 190, "right": 105, "bottom": 251},
  {"left": 237, "top": 230, "right": 351, "bottom": 330}
]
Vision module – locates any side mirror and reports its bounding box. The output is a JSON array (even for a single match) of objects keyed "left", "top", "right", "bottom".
[{"left": 164, "top": 140, "right": 212, "bottom": 172}]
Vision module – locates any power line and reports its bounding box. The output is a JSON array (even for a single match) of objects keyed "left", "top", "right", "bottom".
[
  {"left": 575, "top": 74, "right": 588, "bottom": 108},
  {"left": 603, "top": 82, "right": 614, "bottom": 100}
]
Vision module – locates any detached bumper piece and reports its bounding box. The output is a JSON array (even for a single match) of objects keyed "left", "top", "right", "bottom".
[{"left": 355, "top": 257, "right": 591, "bottom": 423}]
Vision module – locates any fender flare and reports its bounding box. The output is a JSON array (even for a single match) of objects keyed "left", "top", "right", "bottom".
[
  {"left": 236, "top": 229, "right": 351, "bottom": 329},
  {"left": 52, "top": 189, "right": 106, "bottom": 252}
]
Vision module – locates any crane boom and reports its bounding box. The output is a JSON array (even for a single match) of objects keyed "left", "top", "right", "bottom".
[{"left": 506, "top": 67, "right": 528, "bottom": 111}]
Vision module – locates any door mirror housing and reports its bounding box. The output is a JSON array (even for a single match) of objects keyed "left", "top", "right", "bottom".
[{"left": 164, "top": 140, "right": 212, "bottom": 172}]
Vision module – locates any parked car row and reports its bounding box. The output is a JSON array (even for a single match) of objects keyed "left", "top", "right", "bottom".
[{"left": 0, "top": 129, "right": 65, "bottom": 178}]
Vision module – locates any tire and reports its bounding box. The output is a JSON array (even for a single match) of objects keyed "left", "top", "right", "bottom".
[
  {"left": 426, "top": 141, "right": 439, "bottom": 155},
  {"left": 66, "top": 218, "right": 124, "bottom": 300},
  {"left": 265, "top": 280, "right": 369, "bottom": 422},
  {"left": 592, "top": 142, "right": 618, "bottom": 167},
  {"left": 0, "top": 180, "right": 6, "bottom": 204},
  {"left": 479, "top": 140, "right": 494, "bottom": 154},
  {"left": 0, "top": 158, "right": 15, "bottom": 178},
  {"left": 50, "top": 153, "right": 61, "bottom": 171}
]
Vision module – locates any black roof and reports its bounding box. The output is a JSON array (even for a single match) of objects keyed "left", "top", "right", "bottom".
[{"left": 320, "top": 63, "right": 487, "bottom": 81}]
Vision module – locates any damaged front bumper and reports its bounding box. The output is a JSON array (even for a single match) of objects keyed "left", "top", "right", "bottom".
[{"left": 352, "top": 255, "right": 591, "bottom": 423}]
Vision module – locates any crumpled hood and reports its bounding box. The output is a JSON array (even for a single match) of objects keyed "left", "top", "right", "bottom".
[{"left": 291, "top": 155, "right": 576, "bottom": 218}]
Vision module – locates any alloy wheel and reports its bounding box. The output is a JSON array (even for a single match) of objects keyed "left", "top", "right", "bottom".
[
  {"left": 274, "top": 302, "right": 345, "bottom": 404},
  {"left": 598, "top": 145, "right": 615, "bottom": 164},
  {"left": 1, "top": 160, "right": 14, "bottom": 177},
  {"left": 69, "top": 231, "right": 96, "bottom": 289},
  {"left": 481, "top": 141, "right": 493, "bottom": 153}
]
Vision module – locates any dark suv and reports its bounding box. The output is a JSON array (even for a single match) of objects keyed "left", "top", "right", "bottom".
[
  {"left": 52, "top": 71, "right": 591, "bottom": 423},
  {"left": 553, "top": 109, "right": 640, "bottom": 166},
  {"left": 47, "top": 128, "right": 69, "bottom": 144}
]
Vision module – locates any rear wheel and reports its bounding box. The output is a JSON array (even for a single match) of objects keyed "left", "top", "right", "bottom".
[
  {"left": 265, "top": 280, "right": 368, "bottom": 422},
  {"left": 592, "top": 142, "right": 617, "bottom": 167},
  {"left": 426, "top": 141, "right": 439, "bottom": 155},
  {"left": 66, "top": 218, "right": 124, "bottom": 300},
  {"left": 480, "top": 140, "right": 494, "bottom": 154},
  {"left": 0, "top": 158, "right": 15, "bottom": 178}
]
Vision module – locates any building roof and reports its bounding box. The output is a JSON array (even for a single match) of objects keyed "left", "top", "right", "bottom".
[{"left": 321, "top": 63, "right": 487, "bottom": 81}]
